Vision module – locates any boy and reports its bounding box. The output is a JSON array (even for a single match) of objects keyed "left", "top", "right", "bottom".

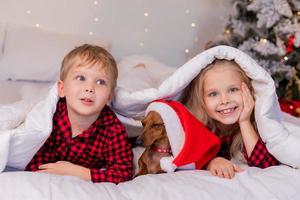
[{"left": 25, "top": 44, "right": 133, "bottom": 184}]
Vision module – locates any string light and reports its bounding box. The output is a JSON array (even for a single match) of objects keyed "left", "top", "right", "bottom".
[
  {"left": 21, "top": 3, "right": 210, "bottom": 62},
  {"left": 260, "top": 38, "right": 268, "bottom": 43},
  {"left": 283, "top": 56, "right": 288, "bottom": 61},
  {"left": 224, "top": 29, "right": 231, "bottom": 34},
  {"left": 297, "top": 11, "right": 300, "bottom": 16}
]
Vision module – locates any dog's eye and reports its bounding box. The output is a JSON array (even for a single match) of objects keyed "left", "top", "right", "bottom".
[{"left": 151, "top": 123, "right": 164, "bottom": 129}]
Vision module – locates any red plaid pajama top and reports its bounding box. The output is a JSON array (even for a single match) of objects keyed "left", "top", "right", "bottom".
[
  {"left": 25, "top": 98, "right": 133, "bottom": 183},
  {"left": 218, "top": 134, "right": 279, "bottom": 168}
]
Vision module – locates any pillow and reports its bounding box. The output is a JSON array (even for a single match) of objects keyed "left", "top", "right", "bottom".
[
  {"left": 0, "top": 23, "right": 110, "bottom": 81},
  {"left": 115, "top": 55, "right": 176, "bottom": 137},
  {"left": 0, "top": 81, "right": 52, "bottom": 130},
  {"left": 0, "top": 101, "right": 32, "bottom": 130},
  {"left": 117, "top": 55, "right": 175, "bottom": 92}
]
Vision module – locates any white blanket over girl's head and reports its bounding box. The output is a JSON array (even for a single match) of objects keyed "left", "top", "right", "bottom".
[{"left": 112, "top": 45, "right": 300, "bottom": 168}]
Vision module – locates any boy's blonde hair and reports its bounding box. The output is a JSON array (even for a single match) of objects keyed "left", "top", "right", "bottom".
[
  {"left": 60, "top": 44, "right": 118, "bottom": 91},
  {"left": 180, "top": 59, "right": 256, "bottom": 161}
]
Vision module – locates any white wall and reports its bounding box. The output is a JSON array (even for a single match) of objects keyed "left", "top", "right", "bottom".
[{"left": 0, "top": 0, "right": 232, "bottom": 67}]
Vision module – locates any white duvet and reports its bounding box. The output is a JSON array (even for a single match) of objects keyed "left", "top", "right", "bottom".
[{"left": 0, "top": 45, "right": 300, "bottom": 200}]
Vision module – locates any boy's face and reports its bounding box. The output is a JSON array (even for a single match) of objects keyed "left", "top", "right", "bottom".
[{"left": 57, "top": 63, "right": 113, "bottom": 119}]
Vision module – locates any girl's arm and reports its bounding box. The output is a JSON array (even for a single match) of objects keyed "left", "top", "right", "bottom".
[
  {"left": 239, "top": 121, "right": 258, "bottom": 157},
  {"left": 244, "top": 139, "right": 279, "bottom": 168},
  {"left": 239, "top": 122, "right": 279, "bottom": 168},
  {"left": 239, "top": 83, "right": 279, "bottom": 168},
  {"left": 239, "top": 82, "right": 258, "bottom": 157}
]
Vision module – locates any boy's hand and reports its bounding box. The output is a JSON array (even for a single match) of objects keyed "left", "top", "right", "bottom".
[
  {"left": 239, "top": 82, "right": 254, "bottom": 123},
  {"left": 38, "top": 161, "right": 91, "bottom": 181},
  {"left": 206, "top": 157, "right": 243, "bottom": 179}
]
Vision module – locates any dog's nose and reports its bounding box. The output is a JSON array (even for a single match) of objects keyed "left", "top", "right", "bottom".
[{"left": 135, "top": 137, "right": 144, "bottom": 146}]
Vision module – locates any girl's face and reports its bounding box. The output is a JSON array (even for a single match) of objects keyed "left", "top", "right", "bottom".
[{"left": 202, "top": 64, "right": 244, "bottom": 125}]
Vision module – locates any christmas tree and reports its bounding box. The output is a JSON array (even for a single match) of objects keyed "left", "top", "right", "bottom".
[{"left": 209, "top": 0, "right": 300, "bottom": 100}]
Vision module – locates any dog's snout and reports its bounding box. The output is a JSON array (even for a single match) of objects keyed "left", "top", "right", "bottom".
[{"left": 136, "top": 137, "right": 144, "bottom": 146}]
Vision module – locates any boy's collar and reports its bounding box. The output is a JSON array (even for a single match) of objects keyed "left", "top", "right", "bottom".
[{"left": 58, "top": 98, "right": 115, "bottom": 127}]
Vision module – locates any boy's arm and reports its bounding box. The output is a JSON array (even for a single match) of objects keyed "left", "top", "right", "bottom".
[
  {"left": 25, "top": 132, "right": 56, "bottom": 171},
  {"left": 35, "top": 124, "right": 133, "bottom": 183},
  {"left": 90, "top": 125, "right": 134, "bottom": 183},
  {"left": 37, "top": 161, "right": 91, "bottom": 180}
]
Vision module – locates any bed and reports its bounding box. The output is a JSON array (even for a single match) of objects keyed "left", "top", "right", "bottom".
[
  {"left": 1, "top": 166, "right": 300, "bottom": 200},
  {"left": 1, "top": 24, "right": 300, "bottom": 200}
]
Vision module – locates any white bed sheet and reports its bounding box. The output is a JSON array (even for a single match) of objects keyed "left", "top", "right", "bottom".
[{"left": 1, "top": 165, "right": 299, "bottom": 200}]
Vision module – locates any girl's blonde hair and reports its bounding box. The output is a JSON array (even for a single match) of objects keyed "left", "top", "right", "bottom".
[
  {"left": 60, "top": 44, "right": 118, "bottom": 91},
  {"left": 180, "top": 59, "right": 256, "bottom": 161}
]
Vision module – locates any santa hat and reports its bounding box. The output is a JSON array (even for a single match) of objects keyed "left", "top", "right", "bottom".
[{"left": 145, "top": 100, "right": 221, "bottom": 172}]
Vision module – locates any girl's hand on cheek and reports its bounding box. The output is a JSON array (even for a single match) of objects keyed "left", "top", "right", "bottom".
[
  {"left": 239, "top": 82, "right": 254, "bottom": 123},
  {"left": 206, "top": 157, "right": 243, "bottom": 179}
]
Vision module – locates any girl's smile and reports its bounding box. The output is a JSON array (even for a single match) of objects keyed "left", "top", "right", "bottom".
[{"left": 217, "top": 106, "right": 238, "bottom": 115}]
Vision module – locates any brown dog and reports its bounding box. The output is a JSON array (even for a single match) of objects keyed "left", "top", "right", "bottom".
[{"left": 135, "top": 111, "right": 172, "bottom": 176}]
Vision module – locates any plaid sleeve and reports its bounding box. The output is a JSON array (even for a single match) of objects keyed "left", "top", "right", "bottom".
[
  {"left": 244, "top": 138, "right": 280, "bottom": 168},
  {"left": 25, "top": 133, "right": 56, "bottom": 171},
  {"left": 90, "top": 125, "right": 133, "bottom": 184}
]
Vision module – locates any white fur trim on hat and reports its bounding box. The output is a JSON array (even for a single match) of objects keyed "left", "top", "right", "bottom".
[{"left": 160, "top": 156, "right": 177, "bottom": 173}]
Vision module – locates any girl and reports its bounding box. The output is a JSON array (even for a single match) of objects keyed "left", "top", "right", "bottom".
[{"left": 180, "top": 59, "right": 279, "bottom": 179}]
